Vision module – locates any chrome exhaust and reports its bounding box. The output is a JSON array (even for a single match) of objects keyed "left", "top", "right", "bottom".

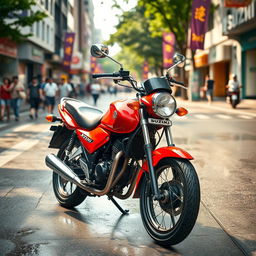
[
  {"left": 45, "top": 151, "right": 129, "bottom": 196},
  {"left": 45, "top": 154, "right": 86, "bottom": 190}
]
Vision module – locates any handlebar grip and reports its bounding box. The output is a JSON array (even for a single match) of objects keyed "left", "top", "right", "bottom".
[
  {"left": 170, "top": 78, "right": 184, "bottom": 86},
  {"left": 92, "top": 72, "right": 120, "bottom": 78}
]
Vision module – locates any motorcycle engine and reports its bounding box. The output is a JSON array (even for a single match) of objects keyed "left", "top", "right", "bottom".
[{"left": 94, "top": 161, "right": 111, "bottom": 188}]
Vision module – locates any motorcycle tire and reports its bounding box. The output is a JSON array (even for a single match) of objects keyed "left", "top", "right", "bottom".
[
  {"left": 140, "top": 158, "right": 200, "bottom": 245},
  {"left": 231, "top": 101, "right": 237, "bottom": 109},
  {"left": 52, "top": 140, "right": 88, "bottom": 208}
]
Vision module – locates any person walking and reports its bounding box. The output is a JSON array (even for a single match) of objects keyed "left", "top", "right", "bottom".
[
  {"left": 204, "top": 74, "right": 214, "bottom": 105},
  {"left": 67, "top": 78, "right": 77, "bottom": 98},
  {"left": 0, "top": 77, "right": 13, "bottom": 121},
  {"left": 10, "top": 76, "right": 26, "bottom": 121},
  {"left": 59, "top": 78, "right": 72, "bottom": 98},
  {"left": 90, "top": 80, "right": 101, "bottom": 106},
  {"left": 43, "top": 78, "right": 58, "bottom": 114},
  {"left": 27, "top": 77, "right": 41, "bottom": 119}
]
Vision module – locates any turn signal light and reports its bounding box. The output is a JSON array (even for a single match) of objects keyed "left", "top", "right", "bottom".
[
  {"left": 46, "top": 115, "right": 61, "bottom": 122},
  {"left": 46, "top": 115, "right": 54, "bottom": 122},
  {"left": 127, "top": 101, "right": 140, "bottom": 110},
  {"left": 176, "top": 107, "right": 188, "bottom": 116}
]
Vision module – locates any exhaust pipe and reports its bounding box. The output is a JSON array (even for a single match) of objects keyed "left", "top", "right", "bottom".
[
  {"left": 45, "top": 151, "right": 129, "bottom": 196},
  {"left": 45, "top": 154, "right": 85, "bottom": 190}
]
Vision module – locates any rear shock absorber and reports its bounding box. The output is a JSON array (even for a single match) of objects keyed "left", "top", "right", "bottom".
[{"left": 64, "top": 131, "right": 77, "bottom": 162}]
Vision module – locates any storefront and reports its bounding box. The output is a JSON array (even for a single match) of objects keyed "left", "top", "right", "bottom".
[
  {"left": 240, "top": 30, "right": 256, "bottom": 99},
  {"left": 0, "top": 38, "right": 18, "bottom": 81},
  {"left": 209, "top": 44, "right": 232, "bottom": 97},
  {"left": 18, "top": 42, "right": 44, "bottom": 84},
  {"left": 190, "top": 51, "right": 209, "bottom": 101},
  {"left": 222, "top": 0, "right": 256, "bottom": 98}
]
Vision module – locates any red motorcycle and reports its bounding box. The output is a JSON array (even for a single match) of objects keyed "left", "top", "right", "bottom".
[{"left": 45, "top": 44, "right": 200, "bottom": 245}]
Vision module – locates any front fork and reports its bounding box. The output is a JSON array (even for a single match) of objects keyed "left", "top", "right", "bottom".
[{"left": 139, "top": 107, "right": 174, "bottom": 201}]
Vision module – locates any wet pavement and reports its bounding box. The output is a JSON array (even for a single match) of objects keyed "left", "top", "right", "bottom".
[{"left": 0, "top": 93, "right": 255, "bottom": 256}]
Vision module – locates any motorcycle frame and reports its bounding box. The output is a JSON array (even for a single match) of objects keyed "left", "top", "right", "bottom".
[{"left": 49, "top": 94, "right": 193, "bottom": 202}]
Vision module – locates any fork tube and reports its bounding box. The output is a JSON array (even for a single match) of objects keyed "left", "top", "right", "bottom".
[
  {"left": 139, "top": 107, "right": 162, "bottom": 201},
  {"left": 164, "top": 126, "right": 175, "bottom": 146}
]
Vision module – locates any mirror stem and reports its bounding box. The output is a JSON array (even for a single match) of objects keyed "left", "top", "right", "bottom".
[
  {"left": 166, "top": 60, "right": 182, "bottom": 74},
  {"left": 102, "top": 52, "right": 123, "bottom": 69}
]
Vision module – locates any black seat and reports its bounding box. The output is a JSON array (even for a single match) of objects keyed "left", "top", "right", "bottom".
[{"left": 64, "top": 98, "right": 103, "bottom": 130}]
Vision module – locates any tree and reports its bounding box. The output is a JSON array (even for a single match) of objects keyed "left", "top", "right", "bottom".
[
  {"left": 0, "top": 0, "right": 47, "bottom": 42},
  {"left": 107, "top": 6, "right": 163, "bottom": 78},
  {"left": 138, "top": 0, "right": 192, "bottom": 55},
  {"left": 138, "top": 0, "right": 194, "bottom": 98}
]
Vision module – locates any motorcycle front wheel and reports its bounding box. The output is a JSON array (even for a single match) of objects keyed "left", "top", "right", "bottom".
[
  {"left": 140, "top": 158, "right": 200, "bottom": 245},
  {"left": 52, "top": 140, "right": 88, "bottom": 208}
]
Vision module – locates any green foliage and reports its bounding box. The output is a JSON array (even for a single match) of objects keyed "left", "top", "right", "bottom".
[
  {"left": 0, "top": 0, "right": 47, "bottom": 42},
  {"left": 138, "top": 0, "right": 193, "bottom": 53},
  {"left": 107, "top": 6, "right": 163, "bottom": 77}
]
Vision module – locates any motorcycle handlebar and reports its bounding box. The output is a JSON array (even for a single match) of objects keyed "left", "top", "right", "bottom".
[
  {"left": 169, "top": 78, "right": 185, "bottom": 86},
  {"left": 92, "top": 72, "right": 120, "bottom": 78}
]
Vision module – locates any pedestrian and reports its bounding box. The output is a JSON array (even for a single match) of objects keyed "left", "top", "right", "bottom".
[
  {"left": 67, "top": 78, "right": 77, "bottom": 98},
  {"left": 0, "top": 77, "right": 13, "bottom": 121},
  {"left": 204, "top": 74, "right": 214, "bottom": 105},
  {"left": 43, "top": 78, "right": 58, "bottom": 114},
  {"left": 90, "top": 80, "right": 101, "bottom": 106},
  {"left": 226, "top": 74, "right": 241, "bottom": 99},
  {"left": 10, "top": 76, "right": 26, "bottom": 121},
  {"left": 59, "top": 78, "right": 72, "bottom": 98},
  {"left": 40, "top": 78, "right": 49, "bottom": 111},
  {"left": 27, "top": 77, "right": 41, "bottom": 119}
]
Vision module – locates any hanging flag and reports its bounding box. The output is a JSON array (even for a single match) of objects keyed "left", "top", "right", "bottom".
[
  {"left": 63, "top": 32, "right": 75, "bottom": 70},
  {"left": 162, "top": 32, "right": 175, "bottom": 69},
  {"left": 143, "top": 61, "right": 149, "bottom": 80},
  {"left": 190, "top": 0, "right": 211, "bottom": 50}
]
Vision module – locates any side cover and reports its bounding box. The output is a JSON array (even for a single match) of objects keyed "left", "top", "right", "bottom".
[{"left": 133, "top": 146, "right": 193, "bottom": 198}]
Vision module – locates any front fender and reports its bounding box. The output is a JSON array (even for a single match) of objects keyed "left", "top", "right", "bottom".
[{"left": 133, "top": 146, "right": 193, "bottom": 198}]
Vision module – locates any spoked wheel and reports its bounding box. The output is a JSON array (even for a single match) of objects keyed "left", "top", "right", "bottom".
[
  {"left": 52, "top": 140, "right": 88, "bottom": 208},
  {"left": 140, "top": 158, "right": 200, "bottom": 245}
]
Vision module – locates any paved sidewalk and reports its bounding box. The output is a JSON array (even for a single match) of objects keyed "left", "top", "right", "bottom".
[{"left": 178, "top": 98, "right": 256, "bottom": 117}]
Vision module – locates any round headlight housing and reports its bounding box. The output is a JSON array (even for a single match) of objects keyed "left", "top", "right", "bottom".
[{"left": 152, "top": 93, "right": 177, "bottom": 118}]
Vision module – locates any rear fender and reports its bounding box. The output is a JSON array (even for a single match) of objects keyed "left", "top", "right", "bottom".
[{"left": 132, "top": 146, "right": 193, "bottom": 198}]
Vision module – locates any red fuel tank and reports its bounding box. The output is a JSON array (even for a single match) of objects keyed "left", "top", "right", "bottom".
[
  {"left": 76, "top": 127, "right": 110, "bottom": 154},
  {"left": 100, "top": 99, "right": 140, "bottom": 133}
]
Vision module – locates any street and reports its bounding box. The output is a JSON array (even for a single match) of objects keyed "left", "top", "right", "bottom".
[{"left": 0, "top": 93, "right": 255, "bottom": 256}]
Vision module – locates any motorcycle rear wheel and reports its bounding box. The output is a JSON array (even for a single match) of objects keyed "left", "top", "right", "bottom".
[
  {"left": 52, "top": 140, "right": 88, "bottom": 208},
  {"left": 140, "top": 158, "right": 200, "bottom": 245}
]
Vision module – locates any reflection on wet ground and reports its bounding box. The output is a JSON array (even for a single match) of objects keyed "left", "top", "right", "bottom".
[{"left": 3, "top": 197, "right": 246, "bottom": 256}]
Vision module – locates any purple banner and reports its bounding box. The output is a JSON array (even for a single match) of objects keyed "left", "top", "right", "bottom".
[
  {"left": 63, "top": 32, "right": 75, "bottom": 70},
  {"left": 190, "top": 0, "right": 210, "bottom": 50},
  {"left": 162, "top": 32, "right": 175, "bottom": 69}
]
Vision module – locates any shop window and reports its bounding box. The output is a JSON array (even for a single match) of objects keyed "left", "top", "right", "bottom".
[
  {"left": 46, "top": 25, "right": 49, "bottom": 44},
  {"left": 45, "top": 0, "right": 49, "bottom": 10},
  {"left": 36, "top": 21, "right": 40, "bottom": 38},
  {"left": 42, "top": 21, "right": 45, "bottom": 41}
]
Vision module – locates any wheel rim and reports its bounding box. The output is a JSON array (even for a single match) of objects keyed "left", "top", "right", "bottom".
[
  {"left": 56, "top": 143, "right": 78, "bottom": 197},
  {"left": 57, "top": 176, "right": 77, "bottom": 197},
  {"left": 145, "top": 165, "right": 185, "bottom": 232}
]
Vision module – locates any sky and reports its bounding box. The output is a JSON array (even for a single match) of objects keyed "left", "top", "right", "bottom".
[{"left": 93, "top": 0, "right": 137, "bottom": 54}]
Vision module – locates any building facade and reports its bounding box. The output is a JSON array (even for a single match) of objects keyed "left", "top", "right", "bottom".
[{"left": 189, "top": 0, "right": 256, "bottom": 100}]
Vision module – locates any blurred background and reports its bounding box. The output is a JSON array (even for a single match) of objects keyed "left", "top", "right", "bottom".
[{"left": 0, "top": 0, "right": 255, "bottom": 100}]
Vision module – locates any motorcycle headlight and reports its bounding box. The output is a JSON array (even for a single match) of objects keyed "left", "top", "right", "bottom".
[{"left": 152, "top": 93, "right": 176, "bottom": 118}]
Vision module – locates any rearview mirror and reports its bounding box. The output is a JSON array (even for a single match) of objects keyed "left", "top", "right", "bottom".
[
  {"left": 90, "top": 44, "right": 109, "bottom": 58},
  {"left": 173, "top": 53, "right": 185, "bottom": 67}
]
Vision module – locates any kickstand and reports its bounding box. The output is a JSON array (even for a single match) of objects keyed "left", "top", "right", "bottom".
[{"left": 108, "top": 196, "right": 129, "bottom": 215}]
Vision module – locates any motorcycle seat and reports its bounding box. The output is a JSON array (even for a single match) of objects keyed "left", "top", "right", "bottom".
[{"left": 64, "top": 98, "right": 103, "bottom": 130}]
